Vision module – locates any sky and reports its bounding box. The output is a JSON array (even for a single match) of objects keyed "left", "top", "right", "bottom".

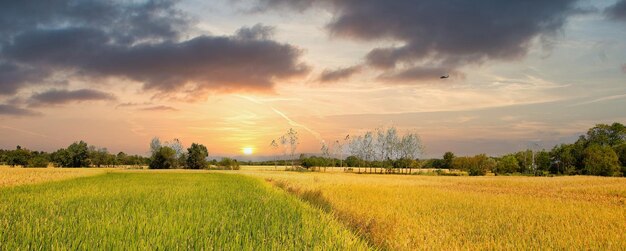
[{"left": 1, "top": 0, "right": 626, "bottom": 159}]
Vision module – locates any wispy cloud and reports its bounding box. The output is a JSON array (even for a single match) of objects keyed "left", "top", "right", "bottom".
[
  {"left": 140, "top": 105, "right": 178, "bottom": 112},
  {"left": 569, "top": 93, "right": 626, "bottom": 106}
]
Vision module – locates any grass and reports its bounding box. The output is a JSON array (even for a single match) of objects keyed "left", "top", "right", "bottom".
[
  {"left": 0, "top": 166, "right": 107, "bottom": 187},
  {"left": 237, "top": 169, "right": 626, "bottom": 250},
  {"left": 0, "top": 172, "right": 370, "bottom": 250}
]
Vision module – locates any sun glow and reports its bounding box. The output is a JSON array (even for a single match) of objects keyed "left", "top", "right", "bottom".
[{"left": 242, "top": 147, "right": 254, "bottom": 155}]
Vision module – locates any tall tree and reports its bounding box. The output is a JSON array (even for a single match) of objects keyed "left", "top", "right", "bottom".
[
  {"left": 494, "top": 155, "right": 519, "bottom": 174},
  {"left": 586, "top": 122, "right": 626, "bottom": 147},
  {"left": 149, "top": 146, "right": 177, "bottom": 169},
  {"left": 279, "top": 135, "right": 288, "bottom": 168},
  {"left": 270, "top": 139, "right": 279, "bottom": 169},
  {"left": 583, "top": 144, "right": 621, "bottom": 176},
  {"left": 66, "top": 141, "right": 90, "bottom": 167},
  {"left": 286, "top": 128, "right": 299, "bottom": 168},
  {"left": 320, "top": 142, "right": 330, "bottom": 172},
  {"left": 442, "top": 152, "right": 455, "bottom": 169},
  {"left": 186, "top": 143, "right": 209, "bottom": 169}
]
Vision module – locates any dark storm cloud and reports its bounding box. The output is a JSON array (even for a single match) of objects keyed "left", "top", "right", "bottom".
[
  {"left": 0, "top": 104, "right": 40, "bottom": 117},
  {"left": 256, "top": 0, "right": 579, "bottom": 82},
  {"left": 318, "top": 65, "right": 362, "bottom": 83},
  {"left": 0, "top": 0, "right": 188, "bottom": 44},
  {"left": 0, "top": 62, "right": 47, "bottom": 95},
  {"left": 29, "top": 89, "right": 116, "bottom": 106},
  {"left": 606, "top": 0, "right": 626, "bottom": 21},
  {"left": 0, "top": 1, "right": 308, "bottom": 97}
]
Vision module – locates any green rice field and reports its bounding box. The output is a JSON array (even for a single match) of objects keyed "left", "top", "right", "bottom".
[{"left": 0, "top": 172, "right": 369, "bottom": 250}]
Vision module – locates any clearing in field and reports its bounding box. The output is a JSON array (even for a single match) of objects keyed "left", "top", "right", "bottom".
[{"left": 0, "top": 172, "right": 370, "bottom": 250}]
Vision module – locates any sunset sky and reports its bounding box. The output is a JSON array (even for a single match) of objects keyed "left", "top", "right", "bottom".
[{"left": 1, "top": 0, "right": 626, "bottom": 159}]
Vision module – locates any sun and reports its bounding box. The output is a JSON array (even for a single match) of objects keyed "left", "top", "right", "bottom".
[{"left": 242, "top": 147, "right": 254, "bottom": 155}]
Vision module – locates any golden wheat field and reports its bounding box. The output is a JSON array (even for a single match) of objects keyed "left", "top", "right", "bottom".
[
  {"left": 0, "top": 166, "right": 108, "bottom": 187},
  {"left": 235, "top": 167, "right": 626, "bottom": 250}
]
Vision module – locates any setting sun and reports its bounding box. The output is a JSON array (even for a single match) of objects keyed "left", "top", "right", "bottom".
[{"left": 242, "top": 147, "right": 254, "bottom": 155}]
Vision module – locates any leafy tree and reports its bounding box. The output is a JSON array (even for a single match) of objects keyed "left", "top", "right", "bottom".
[
  {"left": 614, "top": 144, "right": 626, "bottom": 175},
  {"left": 51, "top": 148, "right": 70, "bottom": 167},
  {"left": 28, "top": 155, "right": 49, "bottom": 168},
  {"left": 494, "top": 155, "right": 519, "bottom": 174},
  {"left": 442, "top": 152, "right": 455, "bottom": 169},
  {"left": 61, "top": 141, "right": 90, "bottom": 167},
  {"left": 453, "top": 154, "right": 493, "bottom": 176},
  {"left": 550, "top": 144, "right": 577, "bottom": 174},
  {"left": 535, "top": 150, "right": 551, "bottom": 173},
  {"left": 585, "top": 122, "right": 626, "bottom": 147},
  {"left": 583, "top": 144, "right": 621, "bottom": 176},
  {"left": 6, "top": 146, "right": 31, "bottom": 167},
  {"left": 149, "top": 146, "right": 177, "bottom": 169},
  {"left": 88, "top": 146, "right": 111, "bottom": 167},
  {"left": 186, "top": 143, "right": 209, "bottom": 169},
  {"left": 218, "top": 157, "right": 239, "bottom": 170},
  {"left": 345, "top": 155, "right": 362, "bottom": 168}
]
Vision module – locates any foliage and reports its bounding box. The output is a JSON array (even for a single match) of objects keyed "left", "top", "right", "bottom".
[
  {"left": 494, "top": 155, "right": 519, "bottom": 174},
  {"left": 149, "top": 146, "right": 177, "bottom": 169},
  {"left": 442, "top": 152, "right": 455, "bottom": 169},
  {"left": 452, "top": 154, "right": 493, "bottom": 176},
  {"left": 583, "top": 144, "right": 621, "bottom": 176},
  {"left": 185, "top": 143, "right": 209, "bottom": 169},
  {"left": 217, "top": 157, "right": 240, "bottom": 170},
  {"left": 66, "top": 141, "right": 90, "bottom": 167},
  {"left": 28, "top": 155, "right": 50, "bottom": 168},
  {"left": 585, "top": 122, "right": 626, "bottom": 147},
  {"left": 5, "top": 146, "right": 31, "bottom": 167}
]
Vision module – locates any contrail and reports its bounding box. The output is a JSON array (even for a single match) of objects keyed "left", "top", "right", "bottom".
[
  {"left": 270, "top": 107, "right": 323, "bottom": 142},
  {"left": 569, "top": 93, "right": 626, "bottom": 107},
  {"left": 236, "top": 95, "right": 324, "bottom": 142},
  {"left": 0, "top": 125, "right": 59, "bottom": 141}
]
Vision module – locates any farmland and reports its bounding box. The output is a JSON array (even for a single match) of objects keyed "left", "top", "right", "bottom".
[
  {"left": 0, "top": 166, "right": 107, "bottom": 187},
  {"left": 237, "top": 168, "right": 626, "bottom": 250},
  {"left": 1, "top": 167, "right": 625, "bottom": 250},
  {"left": 0, "top": 171, "right": 369, "bottom": 250}
]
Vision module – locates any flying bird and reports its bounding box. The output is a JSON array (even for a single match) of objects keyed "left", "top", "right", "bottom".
[{"left": 440, "top": 74, "right": 449, "bottom": 79}]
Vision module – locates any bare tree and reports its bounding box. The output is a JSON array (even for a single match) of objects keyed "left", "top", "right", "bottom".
[
  {"left": 279, "top": 135, "right": 288, "bottom": 169},
  {"left": 349, "top": 135, "right": 363, "bottom": 172},
  {"left": 376, "top": 128, "right": 388, "bottom": 172},
  {"left": 270, "top": 139, "right": 279, "bottom": 169},
  {"left": 362, "top": 131, "right": 375, "bottom": 173},
  {"left": 321, "top": 142, "right": 330, "bottom": 172},
  {"left": 149, "top": 137, "right": 161, "bottom": 155},
  {"left": 286, "top": 128, "right": 299, "bottom": 168},
  {"left": 333, "top": 134, "right": 350, "bottom": 170},
  {"left": 398, "top": 132, "right": 423, "bottom": 174}
]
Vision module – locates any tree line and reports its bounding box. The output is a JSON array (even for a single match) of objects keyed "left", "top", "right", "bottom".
[
  {"left": 264, "top": 123, "right": 625, "bottom": 177},
  {"left": 147, "top": 137, "right": 239, "bottom": 170},
  {"left": 421, "top": 122, "right": 626, "bottom": 176},
  {"left": 0, "top": 137, "right": 239, "bottom": 170},
  {"left": 266, "top": 126, "right": 424, "bottom": 174},
  {"left": 0, "top": 141, "right": 149, "bottom": 168}
]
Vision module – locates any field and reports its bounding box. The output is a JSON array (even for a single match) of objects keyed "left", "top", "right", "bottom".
[
  {"left": 236, "top": 167, "right": 626, "bottom": 250},
  {"left": 1, "top": 167, "right": 625, "bottom": 250},
  {"left": 0, "top": 166, "right": 107, "bottom": 187},
  {"left": 0, "top": 171, "right": 369, "bottom": 249}
]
